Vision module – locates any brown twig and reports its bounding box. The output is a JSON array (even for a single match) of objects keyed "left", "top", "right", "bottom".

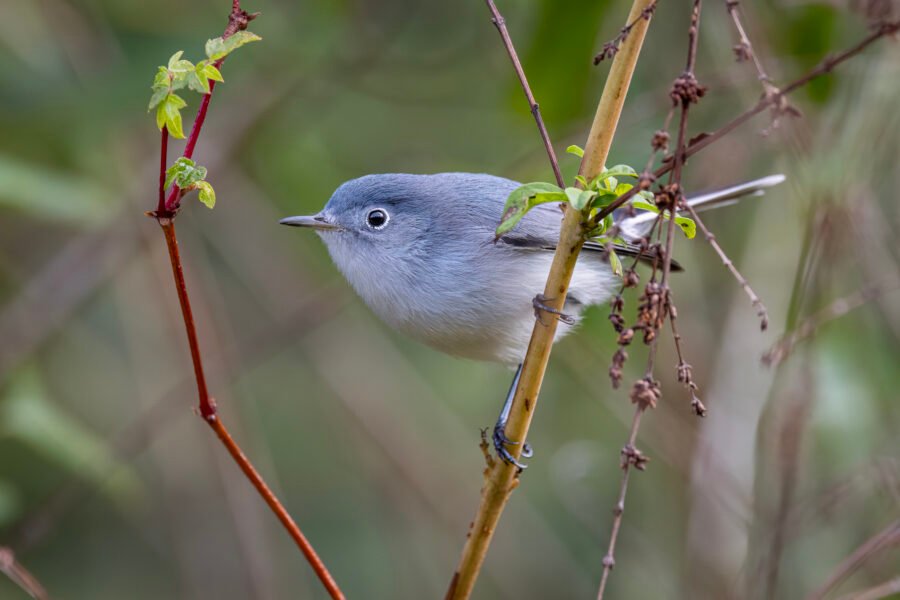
[
  {"left": 0, "top": 547, "right": 48, "bottom": 600},
  {"left": 806, "top": 520, "right": 900, "bottom": 600},
  {"left": 150, "top": 4, "right": 345, "bottom": 598},
  {"left": 595, "top": 409, "right": 648, "bottom": 599},
  {"left": 835, "top": 576, "right": 900, "bottom": 600},
  {"left": 724, "top": 0, "right": 772, "bottom": 84},
  {"left": 594, "top": 1, "right": 658, "bottom": 64},
  {"left": 592, "top": 21, "right": 900, "bottom": 227},
  {"left": 683, "top": 202, "right": 769, "bottom": 330},
  {"left": 599, "top": 4, "right": 705, "bottom": 595},
  {"left": 763, "top": 280, "right": 900, "bottom": 367},
  {"left": 484, "top": 0, "right": 564, "bottom": 187}
]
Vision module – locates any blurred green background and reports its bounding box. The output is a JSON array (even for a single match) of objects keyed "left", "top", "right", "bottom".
[{"left": 1, "top": 0, "right": 898, "bottom": 598}]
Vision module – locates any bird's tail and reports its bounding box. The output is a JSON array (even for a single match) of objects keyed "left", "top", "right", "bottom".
[{"left": 618, "top": 174, "right": 786, "bottom": 240}]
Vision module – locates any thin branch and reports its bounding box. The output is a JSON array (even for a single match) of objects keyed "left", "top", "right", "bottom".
[
  {"left": 806, "top": 520, "right": 900, "bottom": 600},
  {"left": 596, "top": 410, "right": 647, "bottom": 599},
  {"left": 446, "top": 1, "right": 656, "bottom": 598},
  {"left": 598, "top": 4, "right": 704, "bottom": 598},
  {"left": 683, "top": 202, "right": 769, "bottom": 330},
  {"left": 763, "top": 280, "right": 900, "bottom": 366},
  {"left": 0, "top": 547, "right": 48, "bottom": 600},
  {"left": 724, "top": 0, "right": 772, "bottom": 85},
  {"left": 835, "top": 577, "right": 900, "bottom": 600},
  {"left": 149, "top": 4, "right": 345, "bottom": 598},
  {"left": 592, "top": 20, "right": 900, "bottom": 226},
  {"left": 593, "top": 1, "right": 658, "bottom": 64},
  {"left": 484, "top": 0, "right": 564, "bottom": 187}
]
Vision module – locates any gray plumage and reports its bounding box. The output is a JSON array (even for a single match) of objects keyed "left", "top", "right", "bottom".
[{"left": 282, "top": 172, "right": 784, "bottom": 366}]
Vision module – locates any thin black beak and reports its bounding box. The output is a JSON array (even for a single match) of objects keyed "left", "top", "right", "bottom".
[{"left": 278, "top": 214, "right": 343, "bottom": 231}]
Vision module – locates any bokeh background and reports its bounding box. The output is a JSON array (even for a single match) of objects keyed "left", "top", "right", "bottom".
[{"left": 1, "top": 0, "right": 899, "bottom": 598}]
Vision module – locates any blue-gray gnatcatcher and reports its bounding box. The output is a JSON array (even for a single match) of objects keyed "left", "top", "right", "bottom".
[{"left": 281, "top": 172, "right": 784, "bottom": 466}]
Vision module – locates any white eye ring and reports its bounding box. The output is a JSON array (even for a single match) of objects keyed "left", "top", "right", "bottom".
[{"left": 366, "top": 208, "right": 390, "bottom": 230}]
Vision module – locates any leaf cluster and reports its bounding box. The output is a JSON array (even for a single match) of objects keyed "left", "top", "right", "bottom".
[
  {"left": 147, "top": 31, "right": 261, "bottom": 138},
  {"left": 496, "top": 145, "right": 696, "bottom": 276},
  {"left": 165, "top": 157, "right": 216, "bottom": 208}
]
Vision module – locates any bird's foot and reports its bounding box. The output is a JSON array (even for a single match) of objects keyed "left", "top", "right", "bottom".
[
  {"left": 492, "top": 421, "right": 533, "bottom": 471},
  {"left": 533, "top": 294, "right": 576, "bottom": 325}
]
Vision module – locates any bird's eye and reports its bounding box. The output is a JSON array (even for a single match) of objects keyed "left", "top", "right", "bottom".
[{"left": 366, "top": 208, "right": 389, "bottom": 230}]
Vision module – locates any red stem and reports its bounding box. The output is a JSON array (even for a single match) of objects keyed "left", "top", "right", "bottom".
[
  {"left": 158, "top": 219, "right": 345, "bottom": 599},
  {"left": 158, "top": 127, "right": 169, "bottom": 214},
  {"left": 160, "top": 220, "right": 215, "bottom": 419},
  {"left": 164, "top": 61, "right": 223, "bottom": 213},
  {"left": 208, "top": 417, "right": 345, "bottom": 599},
  {"left": 149, "top": 5, "right": 345, "bottom": 596}
]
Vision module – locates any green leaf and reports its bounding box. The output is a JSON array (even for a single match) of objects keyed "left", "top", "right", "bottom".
[
  {"left": 196, "top": 181, "right": 216, "bottom": 209},
  {"left": 496, "top": 182, "right": 565, "bottom": 236},
  {"left": 614, "top": 182, "right": 633, "bottom": 196},
  {"left": 148, "top": 87, "right": 168, "bottom": 111},
  {"left": 609, "top": 248, "right": 623, "bottom": 277},
  {"left": 165, "top": 157, "right": 208, "bottom": 191},
  {"left": 602, "top": 164, "right": 639, "bottom": 179},
  {"left": 149, "top": 66, "right": 171, "bottom": 111},
  {"left": 205, "top": 31, "right": 262, "bottom": 60},
  {"left": 631, "top": 200, "right": 659, "bottom": 213},
  {"left": 566, "top": 145, "right": 585, "bottom": 158},
  {"left": 564, "top": 187, "right": 596, "bottom": 211},
  {"left": 187, "top": 66, "right": 211, "bottom": 94},
  {"left": 155, "top": 102, "right": 167, "bottom": 130},
  {"left": 161, "top": 93, "right": 187, "bottom": 138},
  {"left": 675, "top": 215, "right": 696, "bottom": 239},
  {"left": 637, "top": 190, "right": 654, "bottom": 202},
  {"left": 167, "top": 50, "right": 194, "bottom": 73},
  {"left": 203, "top": 63, "right": 224, "bottom": 82}
]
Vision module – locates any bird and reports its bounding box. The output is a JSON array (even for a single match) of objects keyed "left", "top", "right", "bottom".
[{"left": 281, "top": 172, "right": 784, "bottom": 466}]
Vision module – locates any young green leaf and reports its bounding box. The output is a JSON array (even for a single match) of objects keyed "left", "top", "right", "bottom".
[
  {"left": 164, "top": 157, "right": 208, "bottom": 191},
  {"left": 196, "top": 181, "right": 216, "bottom": 209},
  {"left": 630, "top": 199, "right": 659, "bottom": 213},
  {"left": 167, "top": 51, "right": 194, "bottom": 73},
  {"left": 637, "top": 190, "right": 654, "bottom": 202},
  {"left": 187, "top": 65, "right": 211, "bottom": 94},
  {"left": 158, "top": 94, "right": 187, "bottom": 138},
  {"left": 496, "top": 182, "right": 565, "bottom": 237},
  {"left": 608, "top": 248, "right": 623, "bottom": 277},
  {"left": 203, "top": 63, "right": 224, "bottom": 82},
  {"left": 602, "top": 164, "right": 639, "bottom": 179},
  {"left": 566, "top": 145, "right": 585, "bottom": 158},
  {"left": 675, "top": 215, "right": 696, "bottom": 239},
  {"left": 149, "top": 67, "right": 172, "bottom": 111},
  {"left": 205, "top": 31, "right": 262, "bottom": 60},
  {"left": 564, "top": 187, "right": 597, "bottom": 211}
]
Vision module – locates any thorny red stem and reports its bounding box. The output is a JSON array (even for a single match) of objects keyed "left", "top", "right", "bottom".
[{"left": 484, "top": 0, "right": 565, "bottom": 187}]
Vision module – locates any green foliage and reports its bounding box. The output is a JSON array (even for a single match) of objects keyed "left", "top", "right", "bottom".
[
  {"left": 148, "top": 33, "right": 257, "bottom": 137},
  {"left": 495, "top": 182, "right": 567, "bottom": 237},
  {"left": 164, "top": 157, "right": 216, "bottom": 209},
  {"left": 205, "top": 31, "right": 262, "bottom": 60},
  {"left": 496, "top": 150, "right": 697, "bottom": 268}
]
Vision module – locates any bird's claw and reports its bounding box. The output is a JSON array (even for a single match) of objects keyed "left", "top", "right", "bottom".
[
  {"left": 492, "top": 423, "right": 531, "bottom": 470},
  {"left": 533, "top": 294, "right": 576, "bottom": 325}
]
